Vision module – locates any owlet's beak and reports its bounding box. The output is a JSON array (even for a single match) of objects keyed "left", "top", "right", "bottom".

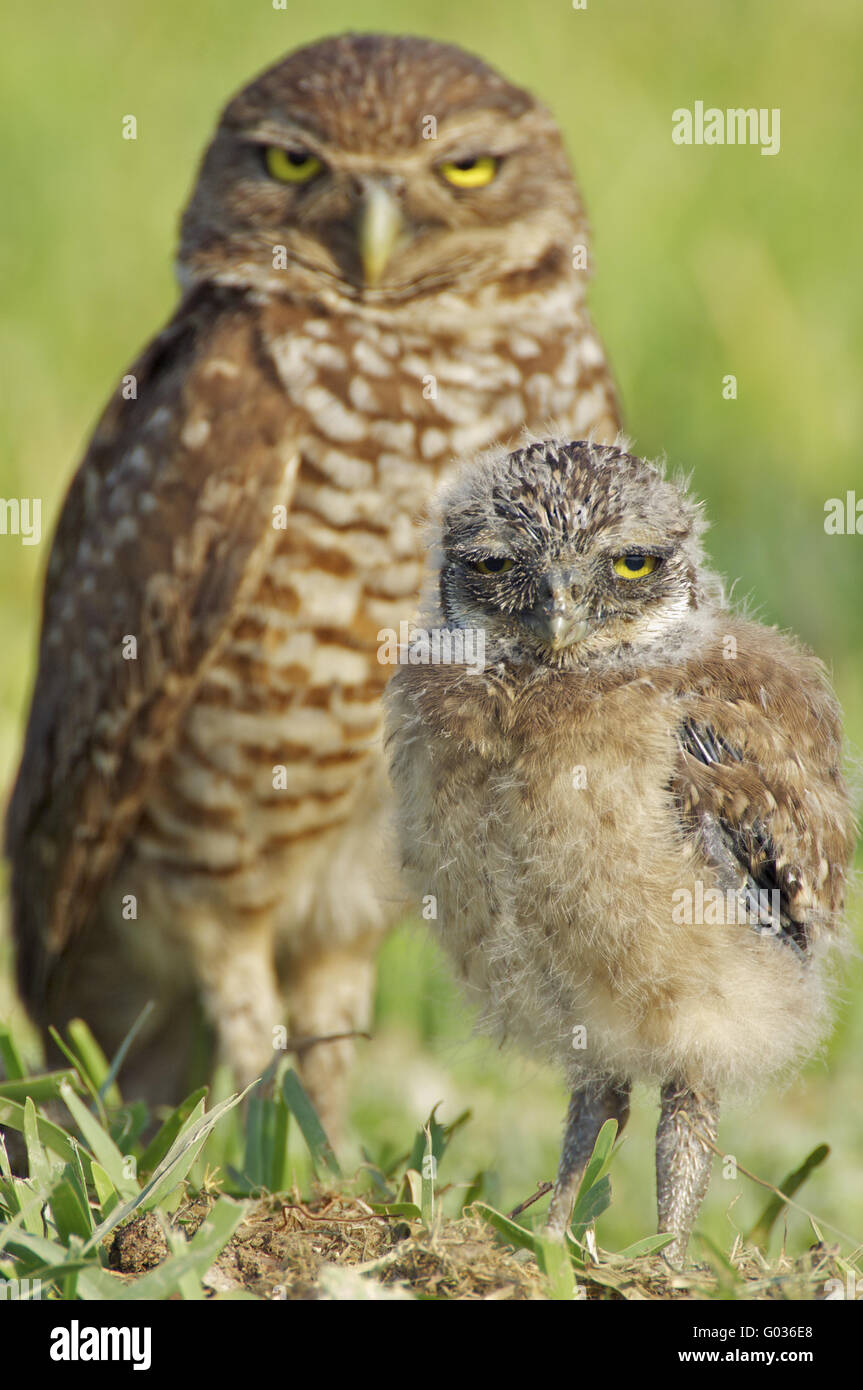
[
  {"left": 356, "top": 182, "right": 405, "bottom": 287},
  {"left": 523, "top": 571, "right": 591, "bottom": 650}
]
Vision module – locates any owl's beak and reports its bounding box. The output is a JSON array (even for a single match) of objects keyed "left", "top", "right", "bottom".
[
  {"left": 544, "top": 611, "right": 590, "bottom": 649},
  {"left": 524, "top": 576, "right": 591, "bottom": 650},
  {"left": 535, "top": 609, "right": 591, "bottom": 650},
  {"left": 356, "top": 183, "right": 405, "bottom": 287}
]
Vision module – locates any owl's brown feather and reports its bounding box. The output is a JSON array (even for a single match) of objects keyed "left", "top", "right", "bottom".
[
  {"left": 7, "top": 286, "right": 301, "bottom": 993},
  {"left": 6, "top": 37, "right": 620, "bottom": 1128}
]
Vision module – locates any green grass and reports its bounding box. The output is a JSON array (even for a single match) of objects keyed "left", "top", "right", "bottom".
[
  {"left": 1, "top": 1016, "right": 856, "bottom": 1300},
  {"left": 1, "top": 0, "right": 862, "bottom": 1290}
]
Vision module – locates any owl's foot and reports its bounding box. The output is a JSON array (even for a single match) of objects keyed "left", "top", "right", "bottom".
[
  {"left": 655, "top": 1078, "right": 719, "bottom": 1266},
  {"left": 546, "top": 1077, "right": 631, "bottom": 1238}
]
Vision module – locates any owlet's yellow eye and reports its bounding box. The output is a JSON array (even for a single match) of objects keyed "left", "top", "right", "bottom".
[
  {"left": 265, "top": 147, "right": 324, "bottom": 184},
  {"left": 613, "top": 553, "right": 658, "bottom": 579},
  {"left": 438, "top": 156, "right": 499, "bottom": 189},
  {"left": 473, "top": 555, "right": 514, "bottom": 576}
]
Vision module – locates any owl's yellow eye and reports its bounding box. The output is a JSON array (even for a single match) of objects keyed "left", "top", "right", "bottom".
[
  {"left": 613, "top": 553, "right": 658, "bottom": 579},
  {"left": 438, "top": 156, "right": 499, "bottom": 189},
  {"left": 473, "top": 555, "right": 514, "bottom": 575},
  {"left": 265, "top": 146, "right": 324, "bottom": 184}
]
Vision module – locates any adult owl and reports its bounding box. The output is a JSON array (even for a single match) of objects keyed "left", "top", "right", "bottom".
[
  {"left": 384, "top": 439, "right": 854, "bottom": 1262},
  {"left": 5, "top": 35, "right": 619, "bottom": 1131}
]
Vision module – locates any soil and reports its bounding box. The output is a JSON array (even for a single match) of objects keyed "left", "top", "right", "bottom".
[{"left": 105, "top": 1191, "right": 848, "bottom": 1301}]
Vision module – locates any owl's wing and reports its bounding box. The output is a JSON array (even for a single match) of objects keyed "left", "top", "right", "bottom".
[
  {"left": 670, "top": 639, "right": 854, "bottom": 956},
  {"left": 6, "top": 285, "right": 301, "bottom": 998}
]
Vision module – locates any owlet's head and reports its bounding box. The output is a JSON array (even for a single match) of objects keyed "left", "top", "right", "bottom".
[
  {"left": 434, "top": 439, "right": 716, "bottom": 671},
  {"left": 178, "top": 33, "right": 586, "bottom": 306}
]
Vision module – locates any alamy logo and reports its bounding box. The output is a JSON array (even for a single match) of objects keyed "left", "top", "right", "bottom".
[
  {"left": 377, "top": 622, "right": 486, "bottom": 674},
  {"left": 0, "top": 497, "right": 41, "bottom": 545},
  {"left": 824, "top": 1272, "right": 862, "bottom": 1300},
  {"left": 0, "top": 1277, "right": 42, "bottom": 1299},
  {"left": 672, "top": 883, "right": 782, "bottom": 929},
  {"left": 49, "top": 1320, "right": 151, "bottom": 1371},
  {"left": 824, "top": 491, "right": 863, "bottom": 534},
  {"left": 672, "top": 102, "right": 780, "bottom": 156}
]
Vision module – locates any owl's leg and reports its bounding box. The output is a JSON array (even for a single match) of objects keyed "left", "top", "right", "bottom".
[
  {"left": 655, "top": 1079, "right": 719, "bottom": 1266},
  {"left": 281, "top": 939, "right": 378, "bottom": 1143},
  {"left": 546, "top": 1077, "right": 631, "bottom": 1237},
  {"left": 191, "top": 916, "right": 282, "bottom": 1093}
]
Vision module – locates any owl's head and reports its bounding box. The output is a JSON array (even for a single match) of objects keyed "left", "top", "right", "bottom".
[
  {"left": 434, "top": 439, "right": 717, "bottom": 671},
  {"left": 179, "top": 34, "right": 585, "bottom": 307}
]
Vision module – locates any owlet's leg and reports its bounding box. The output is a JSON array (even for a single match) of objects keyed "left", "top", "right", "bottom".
[
  {"left": 655, "top": 1079, "right": 719, "bottom": 1266},
  {"left": 546, "top": 1077, "right": 631, "bottom": 1237}
]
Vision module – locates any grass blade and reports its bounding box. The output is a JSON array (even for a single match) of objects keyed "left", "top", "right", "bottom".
[
  {"left": 0, "top": 1025, "right": 26, "bottom": 1081},
  {"left": 746, "top": 1144, "right": 830, "bottom": 1251},
  {"left": 137, "top": 1087, "right": 208, "bottom": 1176},
  {"left": 58, "top": 1080, "right": 139, "bottom": 1199},
  {"left": 421, "top": 1124, "right": 435, "bottom": 1226},
  {"left": 76, "top": 1264, "right": 129, "bottom": 1300},
  {"left": 48, "top": 1170, "right": 93, "bottom": 1243},
  {"left": 91, "top": 1161, "right": 120, "bottom": 1220},
  {"left": 6, "top": 1222, "right": 85, "bottom": 1269},
  {"left": 47, "top": 1026, "right": 102, "bottom": 1112},
  {"left": 98, "top": 1003, "right": 155, "bottom": 1102},
  {"left": 473, "top": 1203, "right": 538, "bottom": 1255},
  {"left": 23, "top": 1097, "right": 54, "bottom": 1190},
  {"left": 281, "top": 1069, "right": 341, "bottom": 1179},
  {"left": 0, "top": 1070, "right": 79, "bottom": 1104},
  {"left": 244, "top": 1090, "right": 291, "bottom": 1194},
  {"left": 536, "top": 1233, "right": 577, "bottom": 1300},
  {"left": 67, "top": 1020, "right": 122, "bottom": 1107},
  {"left": 369, "top": 1201, "right": 422, "bottom": 1219},
  {"left": 612, "top": 1232, "right": 676, "bottom": 1259},
  {"left": 0, "top": 1098, "right": 77, "bottom": 1164},
  {"left": 578, "top": 1118, "right": 618, "bottom": 1198},
  {"left": 571, "top": 1174, "right": 612, "bottom": 1240}
]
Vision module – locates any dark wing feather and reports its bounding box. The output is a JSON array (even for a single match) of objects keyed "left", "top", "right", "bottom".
[
  {"left": 677, "top": 720, "right": 806, "bottom": 956},
  {"left": 5, "top": 285, "right": 301, "bottom": 1002},
  {"left": 670, "top": 623, "right": 855, "bottom": 960}
]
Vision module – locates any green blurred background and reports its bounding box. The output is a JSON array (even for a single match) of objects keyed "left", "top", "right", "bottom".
[{"left": 1, "top": 0, "right": 861, "bottom": 1257}]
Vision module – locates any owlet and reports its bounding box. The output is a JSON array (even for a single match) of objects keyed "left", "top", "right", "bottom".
[{"left": 384, "top": 439, "right": 855, "bottom": 1262}]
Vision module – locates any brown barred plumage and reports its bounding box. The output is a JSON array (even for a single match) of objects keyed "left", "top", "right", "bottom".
[{"left": 6, "top": 35, "right": 620, "bottom": 1132}]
